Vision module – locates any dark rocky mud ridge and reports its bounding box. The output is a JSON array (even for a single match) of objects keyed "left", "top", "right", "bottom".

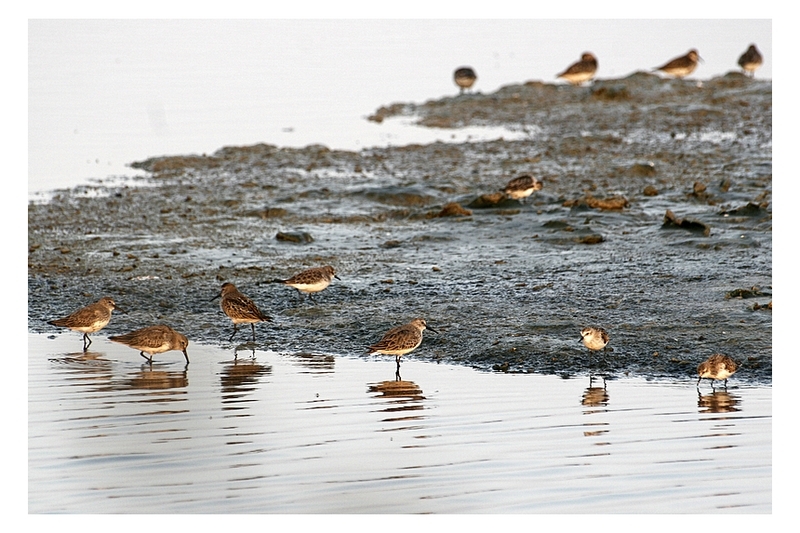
[{"left": 29, "top": 71, "right": 772, "bottom": 383}]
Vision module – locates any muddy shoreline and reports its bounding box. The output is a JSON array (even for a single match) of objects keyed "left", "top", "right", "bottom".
[{"left": 28, "top": 71, "right": 772, "bottom": 383}]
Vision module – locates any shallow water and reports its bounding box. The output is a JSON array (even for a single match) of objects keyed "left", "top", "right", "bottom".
[{"left": 29, "top": 333, "right": 770, "bottom": 513}]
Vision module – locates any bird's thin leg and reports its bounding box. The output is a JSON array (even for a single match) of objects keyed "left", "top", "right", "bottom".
[
  {"left": 140, "top": 351, "right": 153, "bottom": 364},
  {"left": 250, "top": 323, "right": 256, "bottom": 342},
  {"left": 229, "top": 324, "right": 238, "bottom": 342}
]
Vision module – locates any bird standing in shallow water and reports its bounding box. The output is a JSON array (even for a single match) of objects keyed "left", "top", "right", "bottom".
[
  {"left": 454, "top": 67, "right": 477, "bottom": 94},
  {"left": 369, "top": 318, "right": 438, "bottom": 373},
  {"left": 109, "top": 325, "right": 189, "bottom": 364},
  {"left": 557, "top": 52, "right": 598, "bottom": 86},
  {"left": 697, "top": 354, "right": 737, "bottom": 388},
  {"left": 48, "top": 296, "right": 120, "bottom": 350},
  {"left": 503, "top": 174, "right": 543, "bottom": 203},
  {"left": 654, "top": 49, "right": 702, "bottom": 78},
  {"left": 738, "top": 44, "right": 763, "bottom": 77},
  {"left": 580, "top": 327, "right": 609, "bottom": 351},
  {"left": 270, "top": 265, "right": 339, "bottom": 303},
  {"left": 214, "top": 283, "right": 271, "bottom": 342}
]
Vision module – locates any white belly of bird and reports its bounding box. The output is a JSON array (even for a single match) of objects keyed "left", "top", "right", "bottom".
[
  {"left": 506, "top": 188, "right": 534, "bottom": 200},
  {"left": 290, "top": 280, "right": 330, "bottom": 293},
  {"left": 72, "top": 319, "right": 109, "bottom": 333}
]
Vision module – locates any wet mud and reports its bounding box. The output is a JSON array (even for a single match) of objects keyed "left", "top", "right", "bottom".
[{"left": 28, "top": 71, "right": 772, "bottom": 383}]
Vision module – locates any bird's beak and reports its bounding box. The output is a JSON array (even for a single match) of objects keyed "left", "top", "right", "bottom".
[
  {"left": 209, "top": 292, "right": 221, "bottom": 302},
  {"left": 334, "top": 275, "right": 341, "bottom": 280},
  {"left": 115, "top": 306, "right": 128, "bottom": 314},
  {"left": 427, "top": 325, "right": 439, "bottom": 334},
  {"left": 183, "top": 350, "right": 190, "bottom": 364}
]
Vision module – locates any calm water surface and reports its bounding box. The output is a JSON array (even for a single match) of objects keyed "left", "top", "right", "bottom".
[{"left": 29, "top": 333, "right": 771, "bottom": 513}]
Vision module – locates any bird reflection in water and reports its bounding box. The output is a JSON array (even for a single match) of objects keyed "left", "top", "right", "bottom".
[
  {"left": 582, "top": 376, "right": 610, "bottom": 408},
  {"left": 367, "top": 372, "right": 425, "bottom": 419},
  {"left": 289, "top": 352, "right": 336, "bottom": 374},
  {"left": 220, "top": 356, "right": 272, "bottom": 405},
  {"left": 697, "top": 389, "right": 741, "bottom": 414},
  {"left": 125, "top": 367, "right": 188, "bottom": 391},
  {"left": 581, "top": 377, "right": 611, "bottom": 441},
  {"left": 49, "top": 351, "right": 114, "bottom": 391}
]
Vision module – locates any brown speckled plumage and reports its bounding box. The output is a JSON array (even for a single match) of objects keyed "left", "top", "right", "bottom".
[
  {"left": 454, "top": 67, "right": 477, "bottom": 93},
  {"left": 557, "top": 52, "right": 598, "bottom": 85},
  {"left": 275, "top": 266, "right": 338, "bottom": 302},
  {"left": 369, "top": 318, "right": 437, "bottom": 364},
  {"left": 697, "top": 354, "right": 737, "bottom": 387},
  {"left": 580, "top": 327, "right": 609, "bottom": 351},
  {"left": 503, "top": 174, "right": 543, "bottom": 202},
  {"left": 218, "top": 283, "right": 271, "bottom": 342},
  {"left": 654, "top": 49, "right": 701, "bottom": 78},
  {"left": 738, "top": 44, "right": 763, "bottom": 77},
  {"left": 48, "top": 296, "right": 119, "bottom": 350},
  {"left": 109, "top": 325, "right": 189, "bottom": 364}
]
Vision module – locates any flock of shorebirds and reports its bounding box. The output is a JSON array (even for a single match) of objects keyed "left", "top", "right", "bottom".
[
  {"left": 48, "top": 261, "right": 737, "bottom": 389},
  {"left": 453, "top": 44, "right": 764, "bottom": 93},
  {"left": 46, "top": 44, "right": 759, "bottom": 391}
]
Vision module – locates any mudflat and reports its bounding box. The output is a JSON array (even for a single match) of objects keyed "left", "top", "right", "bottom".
[{"left": 28, "top": 71, "right": 771, "bottom": 383}]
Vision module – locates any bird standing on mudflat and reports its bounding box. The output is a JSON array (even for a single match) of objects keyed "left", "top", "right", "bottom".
[
  {"left": 109, "top": 324, "right": 189, "bottom": 364},
  {"left": 557, "top": 52, "right": 598, "bottom": 86},
  {"left": 697, "top": 353, "right": 738, "bottom": 388},
  {"left": 269, "top": 265, "right": 339, "bottom": 303},
  {"left": 369, "top": 318, "right": 438, "bottom": 369},
  {"left": 48, "top": 296, "right": 121, "bottom": 350},
  {"left": 214, "top": 283, "right": 271, "bottom": 342},
  {"left": 503, "top": 174, "right": 543, "bottom": 203},
  {"left": 738, "top": 44, "right": 763, "bottom": 77},
  {"left": 454, "top": 67, "right": 477, "bottom": 94},
  {"left": 654, "top": 49, "right": 702, "bottom": 78},
  {"left": 580, "top": 327, "right": 609, "bottom": 352}
]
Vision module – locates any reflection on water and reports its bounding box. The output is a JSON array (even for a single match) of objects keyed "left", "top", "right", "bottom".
[
  {"left": 698, "top": 389, "right": 742, "bottom": 414},
  {"left": 581, "top": 377, "right": 611, "bottom": 443},
  {"left": 581, "top": 379, "right": 610, "bottom": 408},
  {"left": 125, "top": 367, "right": 188, "bottom": 391},
  {"left": 289, "top": 352, "right": 336, "bottom": 374},
  {"left": 367, "top": 376, "right": 426, "bottom": 434},
  {"left": 29, "top": 334, "right": 771, "bottom": 513},
  {"left": 220, "top": 356, "right": 272, "bottom": 409}
]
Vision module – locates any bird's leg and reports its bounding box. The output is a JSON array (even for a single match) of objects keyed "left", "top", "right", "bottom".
[
  {"left": 229, "top": 324, "right": 239, "bottom": 342},
  {"left": 250, "top": 323, "right": 256, "bottom": 342},
  {"left": 140, "top": 351, "right": 153, "bottom": 364}
]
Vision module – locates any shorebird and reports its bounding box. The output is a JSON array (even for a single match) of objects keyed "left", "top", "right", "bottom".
[
  {"left": 738, "top": 44, "right": 763, "bottom": 77},
  {"left": 454, "top": 67, "right": 477, "bottom": 94},
  {"left": 369, "top": 318, "right": 438, "bottom": 369},
  {"left": 579, "top": 327, "right": 610, "bottom": 352},
  {"left": 654, "top": 49, "right": 702, "bottom": 78},
  {"left": 503, "top": 174, "right": 543, "bottom": 203},
  {"left": 48, "top": 296, "right": 121, "bottom": 350},
  {"left": 109, "top": 325, "right": 189, "bottom": 364},
  {"left": 269, "top": 265, "right": 339, "bottom": 303},
  {"left": 557, "top": 52, "right": 598, "bottom": 86},
  {"left": 697, "top": 353, "right": 738, "bottom": 388},
  {"left": 213, "top": 283, "right": 271, "bottom": 342}
]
